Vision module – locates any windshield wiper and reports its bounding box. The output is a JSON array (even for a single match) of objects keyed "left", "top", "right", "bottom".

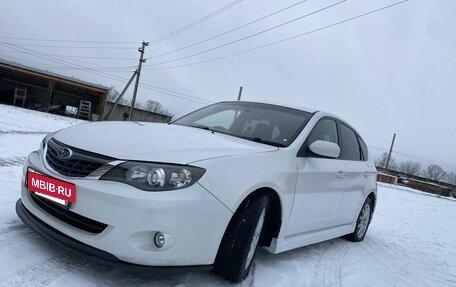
[
  {"left": 186, "top": 124, "right": 213, "bottom": 131},
  {"left": 239, "top": 136, "right": 286, "bottom": 148},
  {"left": 182, "top": 124, "right": 285, "bottom": 147}
]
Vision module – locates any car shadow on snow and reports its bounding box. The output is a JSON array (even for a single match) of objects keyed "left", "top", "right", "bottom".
[
  {"left": 85, "top": 238, "right": 358, "bottom": 286},
  {"left": 5, "top": 224, "right": 376, "bottom": 287}
]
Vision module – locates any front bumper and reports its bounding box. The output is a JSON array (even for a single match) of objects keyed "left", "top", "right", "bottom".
[
  {"left": 16, "top": 199, "right": 212, "bottom": 272},
  {"left": 18, "top": 151, "right": 233, "bottom": 266}
]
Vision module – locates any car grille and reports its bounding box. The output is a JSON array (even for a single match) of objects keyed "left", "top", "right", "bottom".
[
  {"left": 45, "top": 139, "right": 113, "bottom": 177},
  {"left": 30, "top": 192, "right": 108, "bottom": 234}
]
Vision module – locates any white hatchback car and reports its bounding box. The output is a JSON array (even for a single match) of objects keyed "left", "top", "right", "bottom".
[{"left": 17, "top": 101, "right": 377, "bottom": 282}]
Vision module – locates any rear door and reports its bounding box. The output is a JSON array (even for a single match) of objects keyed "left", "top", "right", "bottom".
[{"left": 336, "top": 122, "right": 375, "bottom": 224}]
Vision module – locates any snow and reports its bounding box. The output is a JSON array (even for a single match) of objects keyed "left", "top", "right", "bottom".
[{"left": 0, "top": 104, "right": 455, "bottom": 286}]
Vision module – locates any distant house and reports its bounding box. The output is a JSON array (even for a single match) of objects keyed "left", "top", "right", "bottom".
[
  {"left": 0, "top": 59, "right": 172, "bottom": 123},
  {"left": 0, "top": 59, "right": 109, "bottom": 120},
  {"left": 376, "top": 166, "right": 455, "bottom": 197},
  {"left": 103, "top": 101, "right": 172, "bottom": 123}
]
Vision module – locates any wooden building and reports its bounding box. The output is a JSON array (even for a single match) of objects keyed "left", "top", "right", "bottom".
[{"left": 0, "top": 59, "right": 109, "bottom": 120}]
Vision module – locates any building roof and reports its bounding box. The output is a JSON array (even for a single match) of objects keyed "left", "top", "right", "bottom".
[{"left": 0, "top": 58, "right": 110, "bottom": 92}]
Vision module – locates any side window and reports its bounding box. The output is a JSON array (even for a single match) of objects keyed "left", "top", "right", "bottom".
[
  {"left": 339, "top": 123, "right": 361, "bottom": 161},
  {"left": 307, "top": 119, "right": 338, "bottom": 145},
  {"left": 358, "top": 136, "right": 368, "bottom": 161}
]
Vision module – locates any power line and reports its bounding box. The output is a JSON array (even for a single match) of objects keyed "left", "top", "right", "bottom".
[
  {"left": 1, "top": 1, "right": 244, "bottom": 49},
  {"left": 392, "top": 151, "right": 456, "bottom": 169},
  {"left": 148, "top": 0, "right": 310, "bottom": 59},
  {"left": 0, "top": 42, "right": 212, "bottom": 104},
  {"left": 140, "top": 84, "right": 212, "bottom": 104},
  {"left": 1, "top": 42, "right": 136, "bottom": 82},
  {"left": 0, "top": 50, "right": 138, "bottom": 60},
  {"left": 143, "top": 0, "right": 347, "bottom": 68},
  {"left": 3, "top": 63, "right": 137, "bottom": 70},
  {"left": 148, "top": 0, "right": 244, "bottom": 45},
  {"left": 16, "top": 65, "right": 137, "bottom": 72},
  {"left": 0, "top": 52, "right": 136, "bottom": 71},
  {"left": 54, "top": 55, "right": 138, "bottom": 60},
  {"left": 17, "top": 43, "right": 137, "bottom": 49},
  {"left": 144, "top": 0, "right": 409, "bottom": 70},
  {"left": 369, "top": 146, "right": 456, "bottom": 169},
  {"left": 0, "top": 55, "right": 58, "bottom": 67},
  {"left": 0, "top": 36, "right": 139, "bottom": 44}
]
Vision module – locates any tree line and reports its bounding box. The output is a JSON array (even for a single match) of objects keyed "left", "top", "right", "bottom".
[
  {"left": 106, "top": 88, "right": 173, "bottom": 117},
  {"left": 376, "top": 152, "right": 456, "bottom": 185}
]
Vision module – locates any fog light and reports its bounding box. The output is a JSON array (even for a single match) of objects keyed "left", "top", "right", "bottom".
[{"left": 154, "top": 232, "right": 165, "bottom": 248}]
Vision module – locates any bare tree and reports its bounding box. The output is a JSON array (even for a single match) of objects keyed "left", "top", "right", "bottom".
[
  {"left": 106, "top": 87, "right": 119, "bottom": 102},
  {"left": 375, "top": 152, "right": 397, "bottom": 170},
  {"left": 144, "top": 100, "right": 161, "bottom": 113},
  {"left": 144, "top": 100, "right": 172, "bottom": 116},
  {"left": 109, "top": 89, "right": 173, "bottom": 116},
  {"left": 446, "top": 172, "right": 456, "bottom": 186},
  {"left": 397, "top": 160, "right": 421, "bottom": 176},
  {"left": 422, "top": 164, "right": 447, "bottom": 181},
  {"left": 107, "top": 87, "right": 130, "bottom": 105}
]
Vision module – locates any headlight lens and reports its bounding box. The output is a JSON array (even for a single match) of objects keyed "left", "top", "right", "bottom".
[{"left": 100, "top": 162, "right": 205, "bottom": 191}]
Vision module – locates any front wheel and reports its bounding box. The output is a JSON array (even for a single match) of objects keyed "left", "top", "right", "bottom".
[
  {"left": 344, "top": 197, "right": 373, "bottom": 242},
  {"left": 214, "top": 195, "right": 269, "bottom": 282}
]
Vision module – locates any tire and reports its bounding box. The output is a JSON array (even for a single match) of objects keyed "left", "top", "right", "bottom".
[
  {"left": 344, "top": 197, "right": 373, "bottom": 242},
  {"left": 214, "top": 195, "right": 269, "bottom": 282}
]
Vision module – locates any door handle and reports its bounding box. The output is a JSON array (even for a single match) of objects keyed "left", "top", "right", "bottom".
[
  {"left": 337, "top": 171, "right": 346, "bottom": 178},
  {"left": 363, "top": 171, "right": 370, "bottom": 177}
]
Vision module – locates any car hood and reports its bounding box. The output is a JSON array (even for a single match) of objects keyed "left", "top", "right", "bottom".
[{"left": 53, "top": 121, "right": 278, "bottom": 164}]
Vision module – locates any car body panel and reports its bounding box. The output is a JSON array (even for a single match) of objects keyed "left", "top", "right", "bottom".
[
  {"left": 194, "top": 148, "right": 298, "bottom": 231},
  {"left": 53, "top": 121, "right": 277, "bottom": 164},
  {"left": 338, "top": 159, "right": 377, "bottom": 224},
  {"left": 286, "top": 157, "right": 345, "bottom": 235},
  {"left": 21, "top": 151, "right": 233, "bottom": 266}
]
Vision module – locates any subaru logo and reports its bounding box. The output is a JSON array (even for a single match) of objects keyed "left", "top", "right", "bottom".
[{"left": 58, "top": 147, "right": 72, "bottom": 160}]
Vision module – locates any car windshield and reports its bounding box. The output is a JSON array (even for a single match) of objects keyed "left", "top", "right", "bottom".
[{"left": 173, "top": 102, "right": 313, "bottom": 147}]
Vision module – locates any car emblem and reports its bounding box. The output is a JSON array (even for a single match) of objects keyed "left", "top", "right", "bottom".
[{"left": 58, "top": 147, "right": 72, "bottom": 160}]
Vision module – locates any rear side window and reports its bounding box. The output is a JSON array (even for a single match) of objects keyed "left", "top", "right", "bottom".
[
  {"left": 339, "top": 123, "right": 361, "bottom": 161},
  {"left": 358, "top": 136, "right": 368, "bottom": 161},
  {"left": 307, "top": 119, "right": 338, "bottom": 145}
]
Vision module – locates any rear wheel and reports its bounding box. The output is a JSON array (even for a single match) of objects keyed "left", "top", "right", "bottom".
[
  {"left": 344, "top": 197, "right": 372, "bottom": 242},
  {"left": 214, "top": 195, "right": 269, "bottom": 282}
]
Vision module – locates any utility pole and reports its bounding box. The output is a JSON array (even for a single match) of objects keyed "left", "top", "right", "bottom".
[
  {"left": 102, "top": 72, "right": 136, "bottom": 120},
  {"left": 385, "top": 133, "right": 396, "bottom": 170},
  {"left": 237, "top": 86, "right": 243, "bottom": 101},
  {"left": 129, "top": 41, "right": 149, "bottom": 121}
]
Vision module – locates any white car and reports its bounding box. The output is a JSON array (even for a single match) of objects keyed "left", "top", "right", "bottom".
[{"left": 17, "top": 101, "right": 377, "bottom": 282}]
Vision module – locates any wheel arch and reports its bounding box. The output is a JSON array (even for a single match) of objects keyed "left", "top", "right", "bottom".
[
  {"left": 217, "top": 187, "right": 283, "bottom": 253},
  {"left": 367, "top": 191, "right": 377, "bottom": 223}
]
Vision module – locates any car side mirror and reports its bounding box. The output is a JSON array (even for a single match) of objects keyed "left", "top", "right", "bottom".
[{"left": 308, "top": 140, "right": 340, "bottom": 158}]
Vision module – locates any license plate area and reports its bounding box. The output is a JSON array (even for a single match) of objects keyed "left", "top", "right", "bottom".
[{"left": 27, "top": 169, "right": 76, "bottom": 207}]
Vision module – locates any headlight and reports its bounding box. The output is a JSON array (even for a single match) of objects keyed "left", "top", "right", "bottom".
[{"left": 100, "top": 162, "right": 205, "bottom": 191}]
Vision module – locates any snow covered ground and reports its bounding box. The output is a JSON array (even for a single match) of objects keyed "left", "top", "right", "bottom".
[{"left": 0, "top": 104, "right": 455, "bottom": 287}]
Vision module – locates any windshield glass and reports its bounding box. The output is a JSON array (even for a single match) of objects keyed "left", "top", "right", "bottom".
[{"left": 173, "top": 102, "right": 313, "bottom": 147}]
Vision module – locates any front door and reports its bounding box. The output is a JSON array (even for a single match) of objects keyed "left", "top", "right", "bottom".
[{"left": 286, "top": 118, "right": 345, "bottom": 236}]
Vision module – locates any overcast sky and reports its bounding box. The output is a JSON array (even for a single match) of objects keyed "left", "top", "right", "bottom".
[{"left": 1, "top": 0, "right": 455, "bottom": 171}]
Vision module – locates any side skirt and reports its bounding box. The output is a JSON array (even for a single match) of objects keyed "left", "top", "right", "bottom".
[{"left": 264, "top": 223, "right": 355, "bottom": 254}]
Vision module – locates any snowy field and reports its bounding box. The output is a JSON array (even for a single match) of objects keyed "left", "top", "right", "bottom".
[{"left": 0, "top": 104, "right": 455, "bottom": 287}]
